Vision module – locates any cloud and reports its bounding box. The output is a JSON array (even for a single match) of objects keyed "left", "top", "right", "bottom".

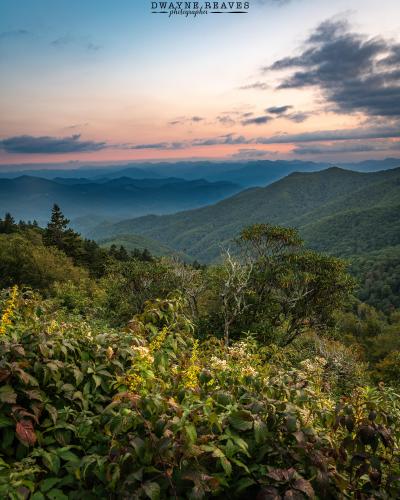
[
  {"left": 255, "top": 125, "right": 400, "bottom": 144},
  {"left": 266, "top": 19, "right": 400, "bottom": 117},
  {"left": 286, "top": 112, "right": 310, "bottom": 123},
  {"left": 51, "top": 35, "right": 101, "bottom": 51},
  {"left": 129, "top": 125, "right": 400, "bottom": 152},
  {"left": 266, "top": 105, "right": 293, "bottom": 114},
  {"left": 293, "top": 140, "right": 400, "bottom": 155},
  {"left": 239, "top": 81, "right": 269, "bottom": 90},
  {"left": 128, "top": 142, "right": 186, "bottom": 150},
  {"left": 231, "top": 148, "right": 270, "bottom": 159},
  {"left": 242, "top": 115, "right": 272, "bottom": 126},
  {"left": 193, "top": 134, "right": 250, "bottom": 146},
  {"left": 0, "top": 29, "right": 31, "bottom": 41},
  {"left": 0, "top": 134, "right": 107, "bottom": 154},
  {"left": 217, "top": 115, "right": 236, "bottom": 127},
  {"left": 168, "top": 116, "right": 204, "bottom": 126}
]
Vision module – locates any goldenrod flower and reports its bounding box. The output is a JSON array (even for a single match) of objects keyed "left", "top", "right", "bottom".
[
  {"left": 126, "top": 372, "right": 143, "bottom": 392},
  {"left": 149, "top": 326, "right": 168, "bottom": 353},
  {"left": 183, "top": 339, "right": 200, "bottom": 390},
  {"left": 0, "top": 285, "right": 18, "bottom": 335}
]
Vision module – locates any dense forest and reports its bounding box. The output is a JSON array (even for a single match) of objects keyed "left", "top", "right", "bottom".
[{"left": 0, "top": 206, "right": 400, "bottom": 499}]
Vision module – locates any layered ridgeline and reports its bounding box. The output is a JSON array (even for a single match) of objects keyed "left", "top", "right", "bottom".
[
  {"left": 0, "top": 176, "right": 241, "bottom": 224},
  {"left": 1, "top": 157, "right": 399, "bottom": 185},
  {"left": 90, "top": 167, "right": 400, "bottom": 261},
  {"left": 91, "top": 167, "right": 400, "bottom": 311}
]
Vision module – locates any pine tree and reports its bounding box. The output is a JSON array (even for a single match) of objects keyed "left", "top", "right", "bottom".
[
  {"left": 43, "top": 204, "right": 82, "bottom": 261},
  {"left": 44, "top": 204, "right": 70, "bottom": 247},
  {"left": 0, "top": 213, "right": 16, "bottom": 234}
]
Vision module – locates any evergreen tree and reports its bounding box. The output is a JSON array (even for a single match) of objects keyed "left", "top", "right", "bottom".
[
  {"left": 43, "top": 204, "right": 82, "bottom": 261},
  {"left": 0, "top": 213, "right": 16, "bottom": 234},
  {"left": 44, "top": 204, "right": 70, "bottom": 247}
]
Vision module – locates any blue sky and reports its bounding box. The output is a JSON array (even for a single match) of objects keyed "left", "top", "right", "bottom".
[{"left": 1, "top": 0, "right": 400, "bottom": 164}]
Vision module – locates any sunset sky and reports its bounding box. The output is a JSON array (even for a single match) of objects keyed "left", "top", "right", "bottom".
[{"left": 1, "top": 0, "right": 400, "bottom": 165}]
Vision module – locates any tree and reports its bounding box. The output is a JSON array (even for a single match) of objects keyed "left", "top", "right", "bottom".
[
  {"left": 44, "top": 204, "right": 70, "bottom": 247},
  {"left": 43, "top": 204, "right": 83, "bottom": 262},
  {"left": 170, "top": 258, "right": 207, "bottom": 319},
  {"left": 219, "top": 251, "right": 252, "bottom": 345},
  {"left": 202, "top": 224, "right": 355, "bottom": 346},
  {"left": 0, "top": 213, "right": 16, "bottom": 234}
]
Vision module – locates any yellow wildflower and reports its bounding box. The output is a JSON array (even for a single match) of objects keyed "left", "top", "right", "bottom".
[
  {"left": 0, "top": 285, "right": 18, "bottom": 335},
  {"left": 149, "top": 326, "right": 168, "bottom": 353},
  {"left": 126, "top": 372, "right": 143, "bottom": 392},
  {"left": 183, "top": 339, "right": 200, "bottom": 390}
]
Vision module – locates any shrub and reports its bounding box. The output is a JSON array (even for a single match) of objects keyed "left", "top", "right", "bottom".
[{"left": 1, "top": 292, "right": 399, "bottom": 498}]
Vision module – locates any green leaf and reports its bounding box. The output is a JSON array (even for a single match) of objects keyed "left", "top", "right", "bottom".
[
  {"left": 93, "top": 374, "right": 102, "bottom": 388},
  {"left": 185, "top": 423, "right": 197, "bottom": 444},
  {"left": 46, "top": 404, "right": 58, "bottom": 425},
  {"left": 42, "top": 451, "right": 61, "bottom": 474},
  {"left": 57, "top": 448, "right": 80, "bottom": 463},
  {"left": 0, "top": 385, "right": 17, "bottom": 404},
  {"left": 254, "top": 420, "right": 267, "bottom": 444},
  {"left": 219, "top": 456, "right": 232, "bottom": 476},
  {"left": 0, "top": 414, "right": 13, "bottom": 428},
  {"left": 234, "top": 477, "right": 256, "bottom": 492},
  {"left": 40, "top": 478, "right": 60, "bottom": 493},
  {"left": 31, "top": 493, "right": 46, "bottom": 500},
  {"left": 228, "top": 410, "right": 253, "bottom": 431},
  {"left": 143, "top": 481, "right": 161, "bottom": 500},
  {"left": 46, "top": 489, "right": 68, "bottom": 500}
]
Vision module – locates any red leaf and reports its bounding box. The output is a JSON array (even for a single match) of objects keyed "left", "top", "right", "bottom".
[
  {"left": 293, "top": 478, "right": 315, "bottom": 498},
  {"left": 16, "top": 419, "right": 37, "bottom": 447},
  {"left": 0, "top": 368, "right": 10, "bottom": 382}
]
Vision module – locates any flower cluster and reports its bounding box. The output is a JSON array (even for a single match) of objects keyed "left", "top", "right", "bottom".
[
  {"left": 182, "top": 339, "right": 200, "bottom": 390},
  {"left": 0, "top": 285, "right": 18, "bottom": 335},
  {"left": 125, "top": 372, "right": 143, "bottom": 392},
  {"left": 149, "top": 326, "right": 168, "bottom": 352},
  {"left": 210, "top": 355, "right": 228, "bottom": 371},
  {"left": 132, "top": 345, "right": 154, "bottom": 364}
]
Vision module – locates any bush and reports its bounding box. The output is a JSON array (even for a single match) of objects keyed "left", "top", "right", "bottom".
[
  {"left": 1, "top": 291, "right": 399, "bottom": 499},
  {"left": 0, "top": 234, "right": 87, "bottom": 292}
]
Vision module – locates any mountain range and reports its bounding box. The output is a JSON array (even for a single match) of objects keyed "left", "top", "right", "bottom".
[
  {"left": 1, "top": 158, "right": 400, "bottom": 187},
  {"left": 0, "top": 176, "right": 241, "bottom": 223},
  {"left": 89, "top": 167, "right": 400, "bottom": 262}
]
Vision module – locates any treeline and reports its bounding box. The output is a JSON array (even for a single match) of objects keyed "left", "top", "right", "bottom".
[{"left": 0, "top": 206, "right": 154, "bottom": 287}]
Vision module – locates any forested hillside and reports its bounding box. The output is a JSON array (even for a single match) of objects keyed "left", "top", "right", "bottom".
[
  {"left": 1, "top": 208, "right": 400, "bottom": 498},
  {"left": 90, "top": 168, "right": 400, "bottom": 261},
  {"left": 87, "top": 168, "right": 400, "bottom": 312}
]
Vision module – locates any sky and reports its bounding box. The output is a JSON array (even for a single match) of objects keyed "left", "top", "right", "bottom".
[{"left": 0, "top": 0, "right": 400, "bottom": 166}]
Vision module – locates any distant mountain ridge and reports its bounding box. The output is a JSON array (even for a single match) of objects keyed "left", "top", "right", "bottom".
[
  {"left": 88, "top": 167, "right": 400, "bottom": 262},
  {"left": 1, "top": 158, "right": 399, "bottom": 188},
  {"left": 0, "top": 175, "right": 241, "bottom": 224}
]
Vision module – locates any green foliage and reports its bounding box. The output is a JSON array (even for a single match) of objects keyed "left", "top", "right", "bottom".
[
  {"left": 0, "top": 233, "right": 87, "bottom": 292},
  {"left": 0, "top": 293, "right": 399, "bottom": 499},
  {"left": 336, "top": 304, "right": 400, "bottom": 386},
  {"left": 351, "top": 245, "right": 400, "bottom": 312},
  {"left": 0, "top": 208, "right": 399, "bottom": 497},
  {"left": 98, "top": 259, "right": 180, "bottom": 326},
  {"left": 89, "top": 167, "right": 400, "bottom": 263},
  {"left": 200, "top": 225, "right": 355, "bottom": 346}
]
